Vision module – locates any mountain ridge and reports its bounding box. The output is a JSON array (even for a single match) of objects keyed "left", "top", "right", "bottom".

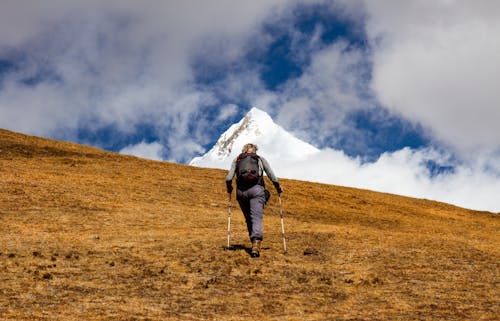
[{"left": 1, "top": 128, "right": 498, "bottom": 320}]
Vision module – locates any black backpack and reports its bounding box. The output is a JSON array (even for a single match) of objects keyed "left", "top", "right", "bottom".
[{"left": 236, "top": 153, "right": 263, "bottom": 189}]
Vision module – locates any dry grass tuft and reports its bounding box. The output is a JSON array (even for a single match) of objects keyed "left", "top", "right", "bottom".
[{"left": 1, "top": 128, "right": 499, "bottom": 320}]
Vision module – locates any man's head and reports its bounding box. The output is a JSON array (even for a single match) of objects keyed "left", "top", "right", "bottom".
[{"left": 242, "top": 143, "right": 258, "bottom": 154}]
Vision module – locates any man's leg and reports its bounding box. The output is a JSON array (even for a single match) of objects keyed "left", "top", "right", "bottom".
[
  {"left": 236, "top": 189, "right": 252, "bottom": 239},
  {"left": 248, "top": 185, "right": 266, "bottom": 257},
  {"left": 248, "top": 185, "right": 266, "bottom": 241}
]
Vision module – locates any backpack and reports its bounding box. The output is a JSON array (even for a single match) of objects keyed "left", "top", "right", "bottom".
[{"left": 236, "top": 153, "right": 263, "bottom": 189}]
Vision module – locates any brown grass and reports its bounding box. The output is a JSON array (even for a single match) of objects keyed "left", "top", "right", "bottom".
[{"left": 0, "top": 128, "right": 498, "bottom": 320}]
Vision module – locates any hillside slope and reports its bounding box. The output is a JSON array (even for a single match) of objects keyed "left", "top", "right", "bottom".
[{"left": 0, "top": 128, "right": 498, "bottom": 320}]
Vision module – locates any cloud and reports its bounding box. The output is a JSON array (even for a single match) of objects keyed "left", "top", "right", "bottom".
[
  {"left": 268, "top": 146, "right": 500, "bottom": 213},
  {"left": 369, "top": 148, "right": 498, "bottom": 212},
  {"left": 0, "top": 1, "right": 392, "bottom": 161},
  {"left": 364, "top": 0, "right": 500, "bottom": 155},
  {"left": 0, "top": 0, "right": 291, "bottom": 160},
  {"left": 119, "top": 141, "right": 164, "bottom": 161},
  {"left": 217, "top": 104, "right": 239, "bottom": 122},
  {"left": 3, "top": 1, "right": 498, "bottom": 160},
  {"left": 257, "top": 38, "right": 374, "bottom": 150}
]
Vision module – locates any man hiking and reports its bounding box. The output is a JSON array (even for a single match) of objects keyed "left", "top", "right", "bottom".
[{"left": 226, "top": 143, "right": 283, "bottom": 257}]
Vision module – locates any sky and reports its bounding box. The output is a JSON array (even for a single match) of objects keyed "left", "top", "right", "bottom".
[{"left": 1, "top": 1, "right": 499, "bottom": 212}]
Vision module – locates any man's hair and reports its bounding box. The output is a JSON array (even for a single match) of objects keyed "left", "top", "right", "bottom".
[{"left": 242, "top": 143, "right": 258, "bottom": 153}]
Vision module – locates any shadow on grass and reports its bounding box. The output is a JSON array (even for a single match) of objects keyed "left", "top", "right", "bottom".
[
  {"left": 224, "top": 244, "right": 251, "bottom": 255},
  {"left": 226, "top": 244, "right": 267, "bottom": 258},
  {"left": 224, "top": 244, "right": 272, "bottom": 257}
]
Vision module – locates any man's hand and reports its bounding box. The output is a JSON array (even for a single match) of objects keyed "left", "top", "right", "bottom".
[
  {"left": 226, "top": 180, "right": 233, "bottom": 194},
  {"left": 273, "top": 182, "right": 283, "bottom": 194}
]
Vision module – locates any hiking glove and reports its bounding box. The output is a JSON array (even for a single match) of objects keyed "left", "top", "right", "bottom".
[
  {"left": 226, "top": 180, "right": 233, "bottom": 194},
  {"left": 273, "top": 182, "right": 283, "bottom": 194}
]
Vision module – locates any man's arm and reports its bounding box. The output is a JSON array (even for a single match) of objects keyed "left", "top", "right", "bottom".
[
  {"left": 226, "top": 158, "right": 237, "bottom": 193},
  {"left": 259, "top": 156, "right": 282, "bottom": 193}
]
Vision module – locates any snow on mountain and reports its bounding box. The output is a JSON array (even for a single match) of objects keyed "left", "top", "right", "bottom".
[{"left": 189, "top": 107, "right": 319, "bottom": 170}]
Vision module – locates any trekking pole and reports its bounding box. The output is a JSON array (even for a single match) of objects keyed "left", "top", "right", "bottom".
[
  {"left": 226, "top": 193, "right": 232, "bottom": 249},
  {"left": 278, "top": 194, "right": 287, "bottom": 255}
]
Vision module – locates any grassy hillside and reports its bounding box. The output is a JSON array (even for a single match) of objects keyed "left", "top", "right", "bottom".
[{"left": 0, "top": 128, "right": 498, "bottom": 320}]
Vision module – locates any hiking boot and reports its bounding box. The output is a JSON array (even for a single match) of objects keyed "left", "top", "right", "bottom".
[{"left": 251, "top": 239, "right": 261, "bottom": 258}]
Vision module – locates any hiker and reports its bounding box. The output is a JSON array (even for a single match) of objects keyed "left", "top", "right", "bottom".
[{"left": 226, "top": 143, "right": 283, "bottom": 257}]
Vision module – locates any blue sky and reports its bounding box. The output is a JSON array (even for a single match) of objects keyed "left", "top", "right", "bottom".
[{"left": 1, "top": 1, "right": 499, "bottom": 211}]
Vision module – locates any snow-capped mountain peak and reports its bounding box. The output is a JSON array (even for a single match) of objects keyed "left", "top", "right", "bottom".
[
  {"left": 209, "top": 107, "right": 275, "bottom": 158},
  {"left": 189, "top": 107, "right": 319, "bottom": 169}
]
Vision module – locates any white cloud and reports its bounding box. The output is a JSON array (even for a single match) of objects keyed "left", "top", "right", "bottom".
[
  {"left": 217, "top": 104, "right": 239, "bottom": 122},
  {"left": 273, "top": 121, "right": 499, "bottom": 213},
  {"left": 258, "top": 40, "right": 371, "bottom": 147},
  {"left": 266, "top": 146, "right": 500, "bottom": 213},
  {"left": 0, "top": 1, "right": 377, "bottom": 159},
  {"left": 119, "top": 141, "right": 163, "bottom": 161},
  {"left": 364, "top": 0, "right": 500, "bottom": 156},
  {"left": 0, "top": 0, "right": 291, "bottom": 159}
]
